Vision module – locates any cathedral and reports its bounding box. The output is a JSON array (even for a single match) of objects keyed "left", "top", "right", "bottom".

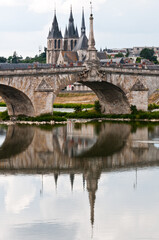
[{"left": 46, "top": 7, "right": 88, "bottom": 65}]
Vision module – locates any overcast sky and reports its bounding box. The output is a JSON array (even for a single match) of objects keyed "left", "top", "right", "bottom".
[{"left": 0, "top": 0, "right": 159, "bottom": 58}]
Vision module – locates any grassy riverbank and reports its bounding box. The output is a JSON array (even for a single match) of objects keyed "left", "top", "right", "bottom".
[
  {"left": 0, "top": 102, "right": 7, "bottom": 107},
  {"left": 0, "top": 102, "right": 94, "bottom": 109},
  {"left": 53, "top": 103, "right": 94, "bottom": 109},
  {"left": 0, "top": 109, "right": 159, "bottom": 123}
]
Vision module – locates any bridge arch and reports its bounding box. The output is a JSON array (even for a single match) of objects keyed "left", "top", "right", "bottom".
[
  {"left": 0, "top": 84, "right": 35, "bottom": 116},
  {"left": 52, "top": 76, "right": 130, "bottom": 114},
  {"left": 81, "top": 81, "right": 130, "bottom": 114}
]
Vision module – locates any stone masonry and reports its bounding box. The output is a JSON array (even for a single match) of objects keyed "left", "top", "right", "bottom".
[{"left": 0, "top": 65, "right": 159, "bottom": 116}]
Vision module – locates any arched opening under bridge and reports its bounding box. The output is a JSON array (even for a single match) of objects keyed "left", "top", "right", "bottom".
[
  {"left": 0, "top": 84, "right": 35, "bottom": 116},
  {"left": 55, "top": 80, "right": 130, "bottom": 114}
]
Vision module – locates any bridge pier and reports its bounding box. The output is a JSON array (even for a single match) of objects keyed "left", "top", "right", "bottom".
[
  {"left": 33, "top": 91, "right": 54, "bottom": 116},
  {"left": 128, "top": 80, "right": 149, "bottom": 112}
]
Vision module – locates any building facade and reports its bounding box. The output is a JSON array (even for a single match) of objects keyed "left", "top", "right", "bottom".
[{"left": 46, "top": 7, "right": 88, "bottom": 65}]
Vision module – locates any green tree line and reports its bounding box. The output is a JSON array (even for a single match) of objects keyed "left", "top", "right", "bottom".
[{"left": 0, "top": 48, "right": 47, "bottom": 64}]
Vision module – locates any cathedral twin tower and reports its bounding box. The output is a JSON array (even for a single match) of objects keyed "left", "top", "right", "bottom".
[{"left": 46, "top": 7, "right": 88, "bottom": 64}]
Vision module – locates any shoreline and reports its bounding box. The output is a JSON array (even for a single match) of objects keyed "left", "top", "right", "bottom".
[{"left": 1, "top": 117, "right": 159, "bottom": 126}]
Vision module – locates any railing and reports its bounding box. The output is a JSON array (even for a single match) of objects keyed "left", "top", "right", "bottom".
[
  {"left": 100, "top": 62, "right": 159, "bottom": 70},
  {"left": 0, "top": 62, "right": 84, "bottom": 71},
  {"left": 1, "top": 62, "right": 159, "bottom": 71}
]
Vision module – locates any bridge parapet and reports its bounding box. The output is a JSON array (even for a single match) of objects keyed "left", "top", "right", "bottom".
[
  {"left": 0, "top": 66, "right": 86, "bottom": 77},
  {"left": 100, "top": 66, "right": 159, "bottom": 76}
]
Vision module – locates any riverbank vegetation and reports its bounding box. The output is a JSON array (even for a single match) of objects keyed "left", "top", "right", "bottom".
[
  {"left": 0, "top": 108, "right": 159, "bottom": 123},
  {"left": 1, "top": 101, "right": 159, "bottom": 111},
  {"left": 0, "top": 102, "right": 94, "bottom": 109},
  {"left": 0, "top": 101, "right": 159, "bottom": 122},
  {"left": 53, "top": 103, "right": 94, "bottom": 109},
  {"left": 148, "top": 103, "right": 159, "bottom": 111}
]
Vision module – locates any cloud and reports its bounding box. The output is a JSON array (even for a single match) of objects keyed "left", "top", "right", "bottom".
[
  {"left": 0, "top": 0, "right": 25, "bottom": 7},
  {"left": 5, "top": 177, "right": 36, "bottom": 214},
  {"left": 27, "top": 0, "right": 107, "bottom": 14}
]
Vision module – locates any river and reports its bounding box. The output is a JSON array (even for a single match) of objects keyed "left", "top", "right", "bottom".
[{"left": 0, "top": 121, "right": 159, "bottom": 240}]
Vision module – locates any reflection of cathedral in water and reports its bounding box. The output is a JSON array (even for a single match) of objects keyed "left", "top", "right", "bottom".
[
  {"left": 0, "top": 123, "right": 159, "bottom": 171},
  {"left": 0, "top": 123, "right": 159, "bottom": 227},
  {"left": 54, "top": 122, "right": 97, "bottom": 157}
]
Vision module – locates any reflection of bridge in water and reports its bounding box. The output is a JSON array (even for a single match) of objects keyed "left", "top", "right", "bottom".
[{"left": 0, "top": 122, "right": 159, "bottom": 226}]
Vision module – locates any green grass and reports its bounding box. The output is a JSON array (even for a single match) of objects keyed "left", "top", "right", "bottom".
[
  {"left": 53, "top": 103, "right": 94, "bottom": 109},
  {"left": 54, "top": 109, "right": 159, "bottom": 121},
  {"left": 148, "top": 103, "right": 159, "bottom": 111},
  {"left": 0, "top": 102, "right": 6, "bottom": 107},
  {"left": 0, "top": 111, "right": 10, "bottom": 121},
  {"left": 1, "top": 109, "right": 159, "bottom": 123},
  {"left": 0, "top": 102, "right": 94, "bottom": 109}
]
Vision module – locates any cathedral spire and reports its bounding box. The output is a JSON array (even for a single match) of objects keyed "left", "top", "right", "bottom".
[
  {"left": 67, "top": 5, "right": 76, "bottom": 38},
  {"left": 69, "top": 5, "right": 74, "bottom": 22},
  {"left": 48, "top": 9, "right": 63, "bottom": 39},
  {"left": 88, "top": 2, "right": 95, "bottom": 50},
  {"left": 86, "top": 1, "right": 98, "bottom": 63},
  {"left": 75, "top": 26, "right": 79, "bottom": 38},
  {"left": 64, "top": 26, "right": 68, "bottom": 38},
  {"left": 81, "top": 7, "right": 86, "bottom": 36}
]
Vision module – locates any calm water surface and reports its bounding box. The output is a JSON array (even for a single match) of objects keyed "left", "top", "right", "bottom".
[{"left": 0, "top": 122, "right": 159, "bottom": 240}]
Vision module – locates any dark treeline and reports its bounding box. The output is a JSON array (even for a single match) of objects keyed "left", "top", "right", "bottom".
[{"left": 0, "top": 48, "right": 46, "bottom": 64}]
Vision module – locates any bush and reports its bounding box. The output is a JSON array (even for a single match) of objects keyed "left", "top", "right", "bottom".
[
  {"left": 148, "top": 103, "right": 159, "bottom": 111},
  {"left": 130, "top": 105, "right": 138, "bottom": 114},
  {"left": 0, "top": 102, "right": 6, "bottom": 107},
  {"left": 0, "top": 111, "right": 10, "bottom": 121},
  {"left": 94, "top": 101, "right": 101, "bottom": 113},
  {"left": 17, "top": 113, "right": 66, "bottom": 122},
  {"left": 74, "top": 105, "right": 82, "bottom": 113}
]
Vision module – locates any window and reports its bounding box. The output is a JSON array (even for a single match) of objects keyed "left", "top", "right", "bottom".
[
  {"left": 54, "top": 40, "right": 57, "bottom": 49},
  {"left": 58, "top": 40, "right": 61, "bottom": 49},
  {"left": 49, "top": 40, "right": 52, "bottom": 48},
  {"left": 71, "top": 40, "right": 73, "bottom": 50},
  {"left": 64, "top": 40, "right": 68, "bottom": 51}
]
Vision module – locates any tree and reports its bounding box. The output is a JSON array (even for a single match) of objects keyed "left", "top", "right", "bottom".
[
  {"left": 21, "top": 48, "right": 47, "bottom": 63},
  {"left": 0, "top": 57, "right": 7, "bottom": 63},
  {"left": 8, "top": 52, "right": 23, "bottom": 63},
  {"left": 115, "top": 53, "right": 124, "bottom": 58},
  {"left": 125, "top": 49, "right": 129, "bottom": 57},
  {"left": 140, "top": 48, "right": 158, "bottom": 63},
  {"left": 136, "top": 57, "right": 141, "bottom": 63}
]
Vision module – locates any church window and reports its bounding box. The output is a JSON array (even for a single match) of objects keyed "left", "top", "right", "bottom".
[
  {"left": 58, "top": 40, "right": 61, "bottom": 49},
  {"left": 71, "top": 40, "right": 73, "bottom": 50},
  {"left": 49, "top": 41, "right": 52, "bottom": 48},
  {"left": 64, "top": 40, "right": 68, "bottom": 51},
  {"left": 54, "top": 40, "right": 57, "bottom": 49}
]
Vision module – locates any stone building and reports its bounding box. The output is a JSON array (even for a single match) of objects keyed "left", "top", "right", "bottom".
[
  {"left": 46, "top": 11, "right": 63, "bottom": 64},
  {"left": 46, "top": 7, "right": 88, "bottom": 65}
]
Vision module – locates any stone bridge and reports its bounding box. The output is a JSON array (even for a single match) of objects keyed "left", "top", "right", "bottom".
[{"left": 0, "top": 64, "right": 159, "bottom": 116}]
